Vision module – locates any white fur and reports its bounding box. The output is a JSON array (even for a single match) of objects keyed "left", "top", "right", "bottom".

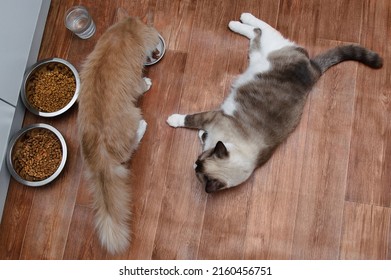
[
  {"left": 136, "top": 119, "right": 147, "bottom": 143},
  {"left": 238, "top": 13, "right": 295, "bottom": 55},
  {"left": 167, "top": 114, "right": 186, "bottom": 127},
  {"left": 229, "top": 13, "right": 295, "bottom": 57},
  {"left": 228, "top": 21, "right": 256, "bottom": 39},
  {"left": 221, "top": 93, "right": 237, "bottom": 116},
  {"left": 233, "top": 58, "right": 271, "bottom": 87},
  {"left": 223, "top": 13, "right": 296, "bottom": 118},
  {"left": 167, "top": 14, "right": 297, "bottom": 190},
  {"left": 228, "top": 19, "right": 272, "bottom": 78},
  {"left": 143, "top": 77, "right": 152, "bottom": 93}
]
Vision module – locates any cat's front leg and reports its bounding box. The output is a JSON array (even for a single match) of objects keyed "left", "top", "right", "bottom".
[
  {"left": 142, "top": 77, "right": 152, "bottom": 94},
  {"left": 167, "top": 114, "right": 186, "bottom": 128},
  {"left": 167, "top": 111, "right": 219, "bottom": 130},
  {"left": 167, "top": 115, "right": 209, "bottom": 144}
]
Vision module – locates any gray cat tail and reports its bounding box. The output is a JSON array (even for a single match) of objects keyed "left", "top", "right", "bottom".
[{"left": 312, "top": 44, "right": 383, "bottom": 74}]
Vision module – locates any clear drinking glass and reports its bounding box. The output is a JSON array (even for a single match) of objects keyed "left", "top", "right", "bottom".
[{"left": 64, "top": 6, "right": 96, "bottom": 39}]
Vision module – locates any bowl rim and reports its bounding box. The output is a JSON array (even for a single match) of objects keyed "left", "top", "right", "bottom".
[
  {"left": 6, "top": 123, "right": 68, "bottom": 187},
  {"left": 144, "top": 34, "right": 166, "bottom": 66},
  {"left": 21, "top": 57, "right": 80, "bottom": 117}
]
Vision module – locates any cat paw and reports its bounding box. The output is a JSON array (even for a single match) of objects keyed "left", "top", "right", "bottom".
[
  {"left": 228, "top": 20, "right": 254, "bottom": 39},
  {"left": 136, "top": 119, "right": 147, "bottom": 143},
  {"left": 240, "top": 13, "right": 256, "bottom": 25},
  {"left": 167, "top": 114, "right": 186, "bottom": 127},
  {"left": 143, "top": 77, "right": 152, "bottom": 93},
  {"left": 228, "top": 21, "right": 242, "bottom": 32}
]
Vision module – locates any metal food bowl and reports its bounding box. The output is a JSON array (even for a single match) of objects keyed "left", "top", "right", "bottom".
[
  {"left": 21, "top": 58, "right": 80, "bottom": 117},
  {"left": 144, "top": 34, "right": 166, "bottom": 66},
  {"left": 6, "top": 123, "right": 68, "bottom": 187}
]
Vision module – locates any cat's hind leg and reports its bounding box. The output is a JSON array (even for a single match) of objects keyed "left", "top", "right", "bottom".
[
  {"left": 228, "top": 20, "right": 256, "bottom": 39},
  {"left": 239, "top": 13, "right": 295, "bottom": 54},
  {"left": 240, "top": 13, "right": 279, "bottom": 33},
  {"left": 136, "top": 119, "right": 147, "bottom": 143},
  {"left": 250, "top": 28, "right": 262, "bottom": 53},
  {"left": 228, "top": 24, "right": 269, "bottom": 76},
  {"left": 228, "top": 20, "right": 267, "bottom": 68}
]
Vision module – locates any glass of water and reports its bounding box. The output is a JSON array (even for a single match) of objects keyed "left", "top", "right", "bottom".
[{"left": 65, "top": 6, "right": 96, "bottom": 39}]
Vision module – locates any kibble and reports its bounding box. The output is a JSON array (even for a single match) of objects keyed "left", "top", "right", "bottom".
[
  {"left": 12, "top": 128, "right": 63, "bottom": 181},
  {"left": 26, "top": 62, "right": 76, "bottom": 112}
]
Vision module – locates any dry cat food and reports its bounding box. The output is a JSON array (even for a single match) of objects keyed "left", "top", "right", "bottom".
[
  {"left": 26, "top": 62, "right": 76, "bottom": 112},
  {"left": 12, "top": 128, "right": 63, "bottom": 181}
]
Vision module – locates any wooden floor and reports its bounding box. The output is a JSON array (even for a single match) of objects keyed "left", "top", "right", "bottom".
[{"left": 1, "top": 0, "right": 390, "bottom": 260}]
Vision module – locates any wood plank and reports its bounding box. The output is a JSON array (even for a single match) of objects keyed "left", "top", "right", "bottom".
[
  {"left": 318, "top": 0, "right": 363, "bottom": 43},
  {"left": 345, "top": 0, "right": 391, "bottom": 207},
  {"left": 291, "top": 40, "right": 359, "bottom": 259},
  {"left": 242, "top": 141, "right": 307, "bottom": 259},
  {"left": 240, "top": 1, "right": 313, "bottom": 260},
  {"left": 150, "top": 0, "right": 236, "bottom": 259},
  {"left": 198, "top": 185, "right": 252, "bottom": 259},
  {"left": 0, "top": 0, "right": 390, "bottom": 260},
  {"left": 152, "top": 0, "right": 197, "bottom": 52},
  {"left": 38, "top": 0, "right": 72, "bottom": 59},
  {"left": 198, "top": 0, "right": 295, "bottom": 260},
  {"left": 19, "top": 110, "right": 82, "bottom": 259},
  {"left": 0, "top": 183, "right": 35, "bottom": 259},
  {"left": 128, "top": 51, "right": 188, "bottom": 259},
  {"left": 277, "top": 0, "right": 321, "bottom": 47},
  {"left": 339, "top": 202, "right": 391, "bottom": 259},
  {"left": 63, "top": 205, "right": 109, "bottom": 259}
]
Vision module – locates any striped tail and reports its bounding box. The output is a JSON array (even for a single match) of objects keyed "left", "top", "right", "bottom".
[{"left": 312, "top": 44, "right": 383, "bottom": 74}]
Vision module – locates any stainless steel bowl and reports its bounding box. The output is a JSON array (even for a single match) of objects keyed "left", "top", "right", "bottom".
[
  {"left": 144, "top": 34, "right": 166, "bottom": 66},
  {"left": 21, "top": 58, "right": 80, "bottom": 117},
  {"left": 6, "top": 123, "right": 68, "bottom": 187}
]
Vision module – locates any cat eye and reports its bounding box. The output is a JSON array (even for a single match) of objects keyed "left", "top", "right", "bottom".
[{"left": 201, "top": 131, "right": 208, "bottom": 142}]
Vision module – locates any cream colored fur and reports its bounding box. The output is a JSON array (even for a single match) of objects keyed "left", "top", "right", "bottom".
[{"left": 77, "top": 15, "right": 159, "bottom": 254}]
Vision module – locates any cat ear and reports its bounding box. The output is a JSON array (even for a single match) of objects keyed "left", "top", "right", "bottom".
[
  {"left": 213, "top": 141, "right": 228, "bottom": 159},
  {"left": 205, "top": 179, "right": 226, "bottom": 193},
  {"left": 115, "top": 7, "right": 129, "bottom": 22}
]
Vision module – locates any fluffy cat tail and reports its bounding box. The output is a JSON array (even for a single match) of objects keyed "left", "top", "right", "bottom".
[
  {"left": 86, "top": 160, "right": 132, "bottom": 255},
  {"left": 312, "top": 44, "right": 383, "bottom": 74}
]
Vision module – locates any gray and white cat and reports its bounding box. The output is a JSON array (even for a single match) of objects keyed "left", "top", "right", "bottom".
[{"left": 167, "top": 13, "right": 382, "bottom": 193}]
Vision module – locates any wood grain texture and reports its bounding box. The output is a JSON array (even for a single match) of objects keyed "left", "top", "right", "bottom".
[
  {"left": 345, "top": 0, "right": 391, "bottom": 207},
  {"left": 0, "top": 0, "right": 390, "bottom": 260},
  {"left": 340, "top": 202, "right": 391, "bottom": 259}
]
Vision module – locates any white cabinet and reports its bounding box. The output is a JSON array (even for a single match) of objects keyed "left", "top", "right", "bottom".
[{"left": 0, "top": 0, "right": 51, "bottom": 220}]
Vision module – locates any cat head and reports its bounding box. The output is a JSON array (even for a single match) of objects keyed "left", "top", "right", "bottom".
[
  {"left": 111, "top": 10, "right": 159, "bottom": 52},
  {"left": 195, "top": 141, "right": 254, "bottom": 193}
]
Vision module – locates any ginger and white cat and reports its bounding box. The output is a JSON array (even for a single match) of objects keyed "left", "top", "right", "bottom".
[
  {"left": 167, "top": 13, "right": 382, "bottom": 193},
  {"left": 77, "top": 15, "right": 159, "bottom": 254}
]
